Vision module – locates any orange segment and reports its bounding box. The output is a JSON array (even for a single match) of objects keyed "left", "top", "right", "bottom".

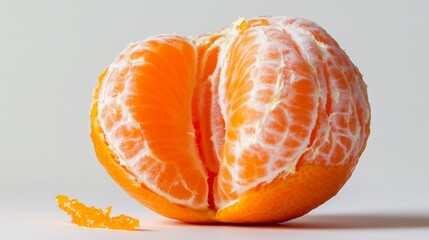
[
  {"left": 192, "top": 32, "right": 226, "bottom": 174},
  {"left": 192, "top": 32, "right": 229, "bottom": 209},
  {"left": 96, "top": 36, "right": 208, "bottom": 209},
  {"left": 215, "top": 25, "right": 319, "bottom": 208},
  {"left": 92, "top": 67, "right": 215, "bottom": 222},
  {"left": 273, "top": 17, "right": 371, "bottom": 166}
]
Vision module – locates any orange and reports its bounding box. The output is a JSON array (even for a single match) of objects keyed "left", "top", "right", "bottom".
[{"left": 90, "top": 16, "right": 370, "bottom": 223}]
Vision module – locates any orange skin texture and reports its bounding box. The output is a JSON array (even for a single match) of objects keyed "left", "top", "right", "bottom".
[
  {"left": 90, "top": 16, "right": 370, "bottom": 223},
  {"left": 215, "top": 162, "right": 356, "bottom": 223}
]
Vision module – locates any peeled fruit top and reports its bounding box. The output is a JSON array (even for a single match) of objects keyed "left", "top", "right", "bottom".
[{"left": 90, "top": 16, "right": 370, "bottom": 223}]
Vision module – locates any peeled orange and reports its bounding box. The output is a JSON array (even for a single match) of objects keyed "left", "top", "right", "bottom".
[{"left": 90, "top": 16, "right": 370, "bottom": 223}]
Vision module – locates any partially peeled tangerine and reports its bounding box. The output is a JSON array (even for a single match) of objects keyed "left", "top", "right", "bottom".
[{"left": 89, "top": 16, "right": 371, "bottom": 223}]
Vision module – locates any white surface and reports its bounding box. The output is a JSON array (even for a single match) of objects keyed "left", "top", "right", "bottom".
[
  {"left": 1, "top": 0, "right": 429, "bottom": 239},
  {"left": 2, "top": 212, "right": 429, "bottom": 240}
]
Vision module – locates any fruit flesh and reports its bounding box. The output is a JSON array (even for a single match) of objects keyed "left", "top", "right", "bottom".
[
  {"left": 90, "top": 16, "right": 371, "bottom": 223},
  {"left": 91, "top": 70, "right": 215, "bottom": 222},
  {"left": 97, "top": 36, "right": 208, "bottom": 209},
  {"left": 215, "top": 23, "right": 320, "bottom": 208},
  {"left": 56, "top": 195, "right": 140, "bottom": 230}
]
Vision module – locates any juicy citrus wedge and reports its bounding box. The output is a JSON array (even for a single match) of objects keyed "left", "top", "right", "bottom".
[
  {"left": 56, "top": 195, "right": 140, "bottom": 230},
  {"left": 90, "top": 16, "right": 371, "bottom": 223}
]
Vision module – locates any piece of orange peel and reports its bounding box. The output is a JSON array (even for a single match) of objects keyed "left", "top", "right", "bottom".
[
  {"left": 56, "top": 195, "right": 140, "bottom": 230},
  {"left": 234, "top": 16, "right": 270, "bottom": 31},
  {"left": 235, "top": 17, "right": 249, "bottom": 31}
]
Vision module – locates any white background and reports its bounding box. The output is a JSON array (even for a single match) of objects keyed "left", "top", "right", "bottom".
[{"left": 1, "top": 0, "right": 428, "bottom": 239}]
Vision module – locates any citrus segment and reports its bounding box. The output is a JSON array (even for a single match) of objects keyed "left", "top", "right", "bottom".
[
  {"left": 270, "top": 17, "right": 371, "bottom": 166},
  {"left": 91, "top": 84, "right": 215, "bottom": 222},
  {"left": 192, "top": 32, "right": 227, "bottom": 174},
  {"left": 96, "top": 36, "right": 208, "bottom": 209},
  {"left": 215, "top": 24, "right": 319, "bottom": 208}
]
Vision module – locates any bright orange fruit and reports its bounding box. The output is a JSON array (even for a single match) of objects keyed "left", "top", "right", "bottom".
[{"left": 90, "top": 16, "right": 370, "bottom": 223}]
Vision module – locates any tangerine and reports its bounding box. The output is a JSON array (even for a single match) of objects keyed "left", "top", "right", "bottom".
[{"left": 90, "top": 16, "right": 370, "bottom": 223}]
